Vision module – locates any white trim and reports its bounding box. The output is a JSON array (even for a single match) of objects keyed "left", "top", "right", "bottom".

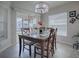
[{"left": 0, "top": 42, "right": 12, "bottom": 53}]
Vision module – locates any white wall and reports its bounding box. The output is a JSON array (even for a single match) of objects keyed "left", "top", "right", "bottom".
[
  {"left": 10, "top": 8, "right": 17, "bottom": 45},
  {"left": 0, "top": 1, "right": 12, "bottom": 53},
  {"left": 43, "top": 2, "right": 79, "bottom": 45},
  {"left": 0, "top": 1, "right": 19, "bottom": 53}
]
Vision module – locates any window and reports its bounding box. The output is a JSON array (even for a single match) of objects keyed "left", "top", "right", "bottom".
[
  {"left": 16, "top": 16, "right": 37, "bottom": 29},
  {"left": 23, "top": 20, "right": 29, "bottom": 28},
  {"left": 48, "top": 12, "right": 67, "bottom": 36},
  {"left": 29, "top": 18, "right": 37, "bottom": 28},
  {"left": 16, "top": 17, "right": 22, "bottom": 29}
]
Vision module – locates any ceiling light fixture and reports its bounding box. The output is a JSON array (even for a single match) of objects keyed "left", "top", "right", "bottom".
[{"left": 35, "top": 2, "right": 48, "bottom": 14}]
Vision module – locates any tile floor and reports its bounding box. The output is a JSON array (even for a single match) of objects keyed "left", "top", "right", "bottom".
[{"left": 0, "top": 42, "right": 79, "bottom": 58}]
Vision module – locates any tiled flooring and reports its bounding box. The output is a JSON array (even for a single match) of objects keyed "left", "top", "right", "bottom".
[{"left": 0, "top": 42, "right": 79, "bottom": 58}]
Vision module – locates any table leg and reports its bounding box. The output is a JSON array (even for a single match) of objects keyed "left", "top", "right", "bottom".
[
  {"left": 29, "top": 45, "right": 31, "bottom": 57},
  {"left": 19, "top": 37, "right": 22, "bottom": 56},
  {"left": 41, "top": 41, "right": 44, "bottom": 58}
]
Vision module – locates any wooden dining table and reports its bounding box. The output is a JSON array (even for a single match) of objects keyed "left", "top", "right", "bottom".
[{"left": 18, "top": 34, "right": 49, "bottom": 58}]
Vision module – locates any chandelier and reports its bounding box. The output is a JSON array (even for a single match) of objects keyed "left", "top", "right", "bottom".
[{"left": 35, "top": 2, "right": 48, "bottom": 14}]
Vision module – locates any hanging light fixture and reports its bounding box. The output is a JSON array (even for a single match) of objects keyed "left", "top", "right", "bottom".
[{"left": 35, "top": 2, "right": 48, "bottom": 14}]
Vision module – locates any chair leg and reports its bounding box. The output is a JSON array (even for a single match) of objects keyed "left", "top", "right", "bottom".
[
  {"left": 52, "top": 48, "right": 54, "bottom": 54},
  {"left": 51, "top": 46, "right": 54, "bottom": 56},
  {"left": 51, "top": 51, "right": 53, "bottom": 56},
  {"left": 23, "top": 39, "right": 24, "bottom": 52},
  {"left": 78, "top": 44, "right": 79, "bottom": 49},
  {"left": 52, "top": 42, "right": 54, "bottom": 54},
  {"left": 47, "top": 51, "right": 49, "bottom": 58},
  {"left": 73, "top": 44, "right": 75, "bottom": 48},
  {"left": 55, "top": 39, "right": 56, "bottom": 49},
  {"left": 76, "top": 46, "right": 78, "bottom": 50},
  {"left": 47, "top": 55, "right": 48, "bottom": 58},
  {"left": 52, "top": 45, "right": 55, "bottom": 54},
  {"left": 29, "top": 45, "right": 31, "bottom": 57},
  {"left": 34, "top": 47, "right": 36, "bottom": 58}
]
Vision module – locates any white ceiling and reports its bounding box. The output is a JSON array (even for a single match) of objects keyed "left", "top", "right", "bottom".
[{"left": 12, "top": 1, "right": 71, "bottom": 13}]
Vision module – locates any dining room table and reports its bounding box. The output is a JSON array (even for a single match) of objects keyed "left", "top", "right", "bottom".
[{"left": 18, "top": 33, "right": 49, "bottom": 58}]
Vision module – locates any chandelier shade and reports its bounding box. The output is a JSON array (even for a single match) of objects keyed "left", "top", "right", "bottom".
[{"left": 35, "top": 2, "right": 48, "bottom": 14}]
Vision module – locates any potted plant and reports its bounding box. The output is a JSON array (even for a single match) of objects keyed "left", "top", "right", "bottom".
[
  {"left": 72, "top": 33, "right": 79, "bottom": 38},
  {"left": 72, "top": 33, "right": 79, "bottom": 50}
]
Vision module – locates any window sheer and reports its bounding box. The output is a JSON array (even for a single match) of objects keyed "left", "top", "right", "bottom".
[{"left": 48, "top": 12, "right": 67, "bottom": 36}]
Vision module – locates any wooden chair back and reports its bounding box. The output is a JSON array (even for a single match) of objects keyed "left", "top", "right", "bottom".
[
  {"left": 21, "top": 28, "right": 30, "bottom": 35},
  {"left": 49, "top": 28, "right": 54, "bottom": 36},
  {"left": 46, "top": 28, "right": 55, "bottom": 57}
]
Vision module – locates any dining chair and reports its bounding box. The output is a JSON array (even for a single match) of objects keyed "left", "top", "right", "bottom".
[
  {"left": 21, "top": 28, "right": 35, "bottom": 57},
  {"left": 50, "top": 28, "right": 57, "bottom": 55},
  {"left": 73, "top": 41, "right": 79, "bottom": 50},
  {"left": 47, "top": 28, "right": 57, "bottom": 55},
  {"left": 34, "top": 28, "right": 55, "bottom": 58}
]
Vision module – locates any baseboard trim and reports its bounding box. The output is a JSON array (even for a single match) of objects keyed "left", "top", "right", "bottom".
[
  {"left": 0, "top": 43, "right": 12, "bottom": 53},
  {"left": 57, "top": 41, "right": 72, "bottom": 47}
]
